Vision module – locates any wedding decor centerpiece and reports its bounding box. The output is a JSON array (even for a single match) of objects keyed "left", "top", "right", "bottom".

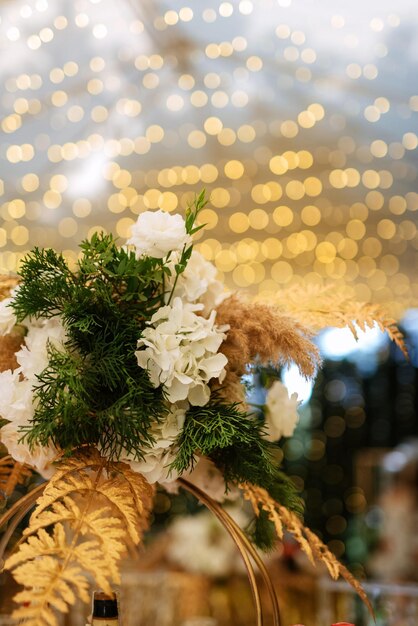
[{"left": 0, "top": 192, "right": 406, "bottom": 626}]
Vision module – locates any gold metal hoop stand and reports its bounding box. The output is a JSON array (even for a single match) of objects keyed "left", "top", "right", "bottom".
[
  {"left": 178, "top": 479, "right": 282, "bottom": 626},
  {"left": 0, "top": 479, "right": 281, "bottom": 626},
  {"left": 0, "top": 483, "right": 46, "bottom": 570}
]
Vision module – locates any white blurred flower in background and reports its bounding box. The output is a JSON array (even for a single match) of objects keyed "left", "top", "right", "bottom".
[
  {"left": 264, "top": 380, "right": 300, "bottom": 441},
  {"left": 185, "top": 457, "right": 238, "bottom": 503},
  {"left": 167, "top": 505, "right": 249, "bottom": 577}
]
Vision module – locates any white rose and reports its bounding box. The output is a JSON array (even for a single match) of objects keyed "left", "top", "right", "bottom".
[
  {"left": 167, "top": 250, "right": 228, "bottom": 315},
  {"left": 264, "top": 380, "right": 300, "bottom": 441},
  {"left": 136, "top": 298, "right": 228, "bottom": 406},
  {"left": 0, "top": 297, "right": 17, "bottom": 336},
  {"left": 126, "top": 210, "right": 192, "bottom": 259},
  {"left": 0, "top": 422, "right": 57, "bottom": 479}
]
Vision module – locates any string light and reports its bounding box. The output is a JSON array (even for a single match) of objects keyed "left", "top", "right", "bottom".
[{"left": 0, "top": 2, "right": 417, "bottom": 317}]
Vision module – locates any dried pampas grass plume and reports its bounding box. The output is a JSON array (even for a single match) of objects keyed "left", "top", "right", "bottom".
[
  {"left": 212, "top": 369, "right": 247, "bottom": 406},
  {"left": 216, "top": 296, "right": 321, "bottom": 384}
]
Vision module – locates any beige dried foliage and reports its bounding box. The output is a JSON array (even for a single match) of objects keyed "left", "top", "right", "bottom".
[
  {"left": 258, "top": 284, "right": 407, "bottom": 357},
  {"left": 0, "top": 275, "right": 23, "bottom": 372},
  {"left": 0, "top": 456, "right": 32, "bottom": 497},
  {"left": 0, "top": 332, "right": 23, "bottom": 372},
  {"left": 0, "top": 275, "right": 19, "bottom": 302},
  {"left": 216, "top": 295, "right": 321, "bottom": 383},
  {"left": 241, "top": 483, "right": 374, "bottom": 618},
  {"left": 6, "top": 447, "right": 154, "bottom": 626}
]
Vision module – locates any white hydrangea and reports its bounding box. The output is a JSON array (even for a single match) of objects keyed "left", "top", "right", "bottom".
[
  {"left": 167, "top": 250, "right": 228, "bottom": 315},
  {"left": 0, "top": 369, "right": 57, "bottom": 479},
  {"left": 0, "top": 317, "right": 66, "bottom": 477},
  {"left": 0, "top": 421, "right": 57, "bottom": 479},
  {"left": 121, "top": 403, "right": 187, "bottom": 484},
  {"left": 126, "top": 210, "right": 192, "bottom": 259},
  {"left": 136, "top": 297, "right": 228, "bottom": 406},
  {"left": 0, "top": 297, "right": 17, "bottom": 336},
  {"left": 264, "top": 380, "right": 300, "bottom": 442},
  {"left": 124, "top": 447, "right": 179, "bottom": 484},
  {"left": 16, "top": 317, "right": 67, "bottom": 380},
  {"left": 150, "top": 401, "right": 187, "bottom": 447}
]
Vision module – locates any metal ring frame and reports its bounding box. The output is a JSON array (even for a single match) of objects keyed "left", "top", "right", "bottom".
[{"left": 0, "top": 478, "right": 281, "bottom": 626}]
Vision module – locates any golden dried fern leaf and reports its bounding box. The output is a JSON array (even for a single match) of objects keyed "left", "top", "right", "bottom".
[
  {"left": 0, "top": 456, "right": 32, "bottom": 497},
  {"left": 257, "top": 284, "right": 407, "bottom": 357},
  {"left": 241, "top": 483, "right": 374, "bottom": 617},
  {"left": 5, "top": 447, "right": 154, "bottom": 626}
]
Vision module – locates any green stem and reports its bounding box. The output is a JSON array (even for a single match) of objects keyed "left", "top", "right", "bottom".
[
  {"left": 166, "top": 245, "right": 187, "bottom": 306},
  {"left": 160, "top": 259, "right": 166, "bottom": 299}
]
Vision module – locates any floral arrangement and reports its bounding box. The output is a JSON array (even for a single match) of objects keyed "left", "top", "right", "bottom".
[{"left": 0, "top": 192, "right": 406, "bottom": 625}]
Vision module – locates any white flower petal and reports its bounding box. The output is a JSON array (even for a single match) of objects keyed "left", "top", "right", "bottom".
[
  {"left": 0, "top": 371, "right": 34, "bottom": 423},
  {"left": 188, "top": 383, "right": 210, "bottom": 407},
  {"left": 0, "top": 297, "right": 17, "bottom": 336},
  {"left": 166, "top": 378, "right": 190, "bottom": 403},
  {"left": 0, "top": 422, "right": 57, "bottom": 479},
  {"left": 16, "top": 317, "right": 66, "bottom": 381}
]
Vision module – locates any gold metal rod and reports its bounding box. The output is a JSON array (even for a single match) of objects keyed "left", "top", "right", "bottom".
[
  {"left": 179, "top": 479, "right": 283, "bottom": 626},
  {"left": 0, "top": 499, "right": 38, "bottom": 568},
  {"left": 178, "top": 478, "right": 264, "bottom": 626},
  {"left": 0, "top": 484, "right": 46, "bottom": 568},
  {"left": 217, "top": 503, "right": 282, "bottom": 626},
  {"left": 0, "top": 483, "right": 45, "bottom": 531},
  {"left": 197, "top": 491, "right": 282, "bottom": 626}
]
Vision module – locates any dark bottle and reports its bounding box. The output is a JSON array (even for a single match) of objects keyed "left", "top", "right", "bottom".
[{"left": 91, "top": 591, "right": 120, "bottom": 626}]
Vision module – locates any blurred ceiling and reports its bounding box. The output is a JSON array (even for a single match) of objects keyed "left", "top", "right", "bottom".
[{"left": 0, "top": 0, "right": 417, "bottom": 314}]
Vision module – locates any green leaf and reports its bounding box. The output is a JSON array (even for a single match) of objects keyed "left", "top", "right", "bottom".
[{"left": 246, "top": 509, "right": 277, "bottom": 552}]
